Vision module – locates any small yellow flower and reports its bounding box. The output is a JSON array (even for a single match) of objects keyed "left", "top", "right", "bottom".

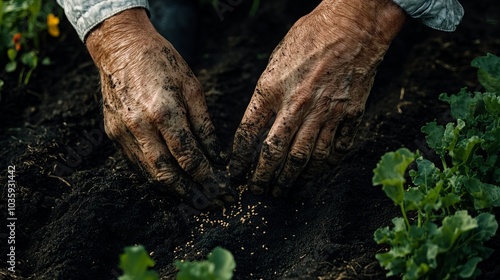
[{"left": 47, "top": 13, "right": 60, "bottom": 37}]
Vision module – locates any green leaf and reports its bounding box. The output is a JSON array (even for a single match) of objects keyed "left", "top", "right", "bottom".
[
  {"left": 175, "top": 247, "right": 235, "bottom": 280},
  {"left": 439, "top": 89, "right": 477, "bottom": 123},
  {"left": 374, "top": 226, "right": 392, "bottom": 244},
  {"left": 457, "top": 257, "right": 482, "bottom": 278},
  {"left": 21, "top": 51, "right": 38, "bottom": 68},
  {"left": 176, "top": 261, "right": 215, "bottom": 280},
  {"left": 5, "top": 61, "right": 16, "bottom": 72},
  {"left": 411, "top": 158, "right": 440, "bottom": 189},
  {"left": 119, "top": 245, "right": 159, "bottom": 280},
  {"left": 483, "top": 94, "right": 500, "bottom": 117},
  {"left": 41, "top": 56, "right": 51, "bottom": 65},
  {"left": 471, "top": 53, "right": 500, "bottom": 92},
  {"left": 376, "top": 251, "right": 407, "bottom": 277},
  {"left": 441, "top": 192, "right": 461, "bottom": 208},
  {"left": 437, "top": 211, "right": 478, "bottom": 250},
  {"left": 450, "top": 135, "right": 481, "bottom": 166},
  {"left": 404, "top": 187, "right": 424, "bottom": 211},
  {"left": 373, "top": 148, "right": 416, "bottom": 205},
  {"left": 422, "top": 122, "right": 445, "bottom": 154},
  {"left": 442, "top": 121, "right": 461, "bottom": 153},
  {"left": 420, "top": 183, "right": 443, "bottom": 214},
  {"left": 463, "top": 177, "right": 500, "bottom": 209},
  {"left": 7, "top": 48, "right": 17, "bottom": 61},
  {"left": 208, "top": 247, "right": 236, "bottom": 280},
  {"left": 475, "top": 213, "right": 498, "bottom": 240}
]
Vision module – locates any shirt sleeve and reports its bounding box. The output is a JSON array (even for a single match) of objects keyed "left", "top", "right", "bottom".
[
  {"left": 56, "top": 0, "right": 150, "bottom": 42},
  {"left": 392, "top": 0, "right": 464, "bottom": 32}
]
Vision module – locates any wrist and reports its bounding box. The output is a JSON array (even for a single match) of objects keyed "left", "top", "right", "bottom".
[
  {"left": 315, "top": 0, "right": 407, "bottom": 45},
  {"left": 86, "top": 8, "right": 156, "bottom": 67}
]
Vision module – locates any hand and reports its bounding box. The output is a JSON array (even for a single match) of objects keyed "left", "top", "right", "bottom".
[
  {"left": 229, "top": 0, "right": 406, "bottom": 196},
  {"left": 86, "top": 9, "right": 230, "bottom": 205}
]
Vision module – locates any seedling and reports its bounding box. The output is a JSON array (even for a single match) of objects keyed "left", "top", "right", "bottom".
[{"left": 118, "top": 246, "right": 235, "bottom": 280}]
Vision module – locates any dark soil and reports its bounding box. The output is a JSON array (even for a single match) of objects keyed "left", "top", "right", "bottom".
[{"left": 1, "top": 1, "right": 499, "bottom": 279}]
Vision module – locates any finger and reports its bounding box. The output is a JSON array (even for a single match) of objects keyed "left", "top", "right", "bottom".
[
  {"left": 183, "top": 80, "right": 224, "bottom": 164},
  {"left": 155, "top": 98, "right": 219, "bottom": 187},
  {"left": 229, "top": 88, "right": 275, "bottom": 186},
  {"left": 329, "top": 109, "right": 364, "bottom": 164},
  {"left": 328, "top": 76, "right": 371, "bottom": 164},
  {"left": 300, "top": 100, "right": 346, "bottom": 180},
  {"left": 124, "top": 115, "right": 190, "bottom": 193},
  {"left": 248, "top": 108, "right": 302, "bottom": 194},
  {"left": 125, "top": 114, "right": 228, "bottom": 206},
  {"left": 273, "top": 118, "right": 320, "bottom": 197}
]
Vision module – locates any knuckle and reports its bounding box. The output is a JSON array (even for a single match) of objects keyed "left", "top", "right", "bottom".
[
  {"left": 312, "top": 147, "right": 330, "bottom": 160},
  {"left": 261, "top": 138, "right": 286, "bottom": 162},
  {"left": 150, "top": 108, "right": 173, "bottom": 125},
  {"left": 288, "top": 148, "right": 309, "bottom": 166},
  {"left": 197, "top": 118, "right": 216, "bottom": 137},
  {"left": 155, "top": 169, "right": 180, "bottom": 185},
  {"left": 257, "top": 75, "right": 274, "bottom": 90},
  {"left": 177, "top": 154, "right": 204, "bottom": 175}
]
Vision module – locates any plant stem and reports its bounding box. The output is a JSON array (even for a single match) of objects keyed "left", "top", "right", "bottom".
[{"left": 400, "top": 203, "right": 410, "bottom": 228}]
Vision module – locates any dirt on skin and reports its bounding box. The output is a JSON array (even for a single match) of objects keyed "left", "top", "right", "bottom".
[{"left": 1, "top": 1, "right": 499, "bottom": 279}]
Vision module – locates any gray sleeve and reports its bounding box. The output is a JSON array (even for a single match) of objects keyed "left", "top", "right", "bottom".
[
  {"left": 392, "top": 0, "right": 464, "bottom": 32},
  {"left": 56, "top": 0, "right": 149, "bottom": 42}
]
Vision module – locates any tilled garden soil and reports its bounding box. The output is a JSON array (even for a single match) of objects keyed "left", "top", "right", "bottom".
[{"left": 1, "top": 1, "right": 499, "bottom": 279}]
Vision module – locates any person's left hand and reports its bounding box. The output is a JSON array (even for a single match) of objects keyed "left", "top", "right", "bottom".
[{"left": 229, "top": 0, "right": 406, "bottom": 196}]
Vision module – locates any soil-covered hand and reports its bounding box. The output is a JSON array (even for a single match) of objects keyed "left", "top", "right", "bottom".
[
  {"left": 229, "top": 0, "right": 407, "bottom": 196},
  {"left": 86, "top": 9, "right": 229, "bottom": 205}
]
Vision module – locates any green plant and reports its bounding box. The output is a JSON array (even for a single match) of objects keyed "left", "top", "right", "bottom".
[
  {"left": 175, "top": 247, "right": 236, "bottom": 280},
  {"left": 118, "top": 245, "right": 159, "bottom": 280},
  {"left": 372, "top": 53, "right": 500, "bottom": 280},
  {"left": 118, "top": 246, "right": 236, "bottom": 280},
  {"left": 0, "top": 0, "right": 60, "bottom": 89}
]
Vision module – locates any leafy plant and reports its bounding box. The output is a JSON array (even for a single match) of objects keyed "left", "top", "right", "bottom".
[
  {"left": 373, "top": 149, "right": 497, "bottom": 279},
  {"left": 118, "top": 245, "right": 159, "bottom": 280},
  {"left": 118, "top": 246, "right": 236, "bottom": 280},
  {"left": 0, "top": 0, "right": 60, "bottom": 90},
  {"left": 373, "top": 53, "right": 500, "bottom": 280},
  {"left": 175, "top": 247, "right": 236, "bottom": 280}
]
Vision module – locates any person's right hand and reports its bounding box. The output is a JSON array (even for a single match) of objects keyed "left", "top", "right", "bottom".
[{"left": 86, "top": 8, "right": 230, "bottom": 206}]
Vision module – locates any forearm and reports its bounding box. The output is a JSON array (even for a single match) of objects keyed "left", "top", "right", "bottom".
[{"left": 56, "top": 0, "right": 149, "bottom": 42}]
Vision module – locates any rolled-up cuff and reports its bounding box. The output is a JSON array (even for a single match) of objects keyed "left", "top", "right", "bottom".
[
  {"left": 57, "top": 0, "right": 149, "bottom": 42},
  {"left": 392, "top": 0, "right": 464, "bottom": 32}
]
